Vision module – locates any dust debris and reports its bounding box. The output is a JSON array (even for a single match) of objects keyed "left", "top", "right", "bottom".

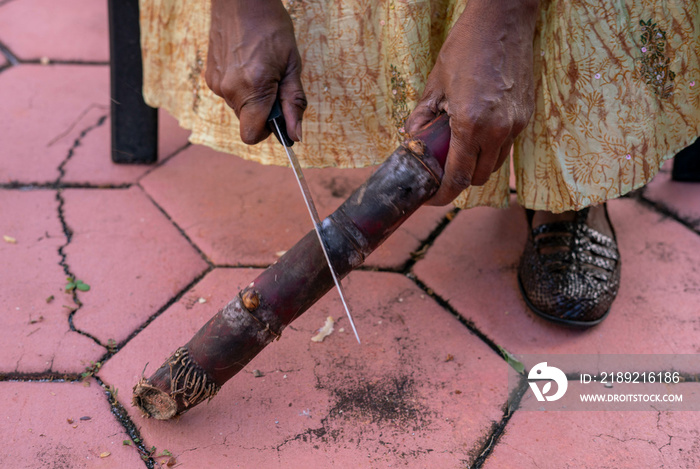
[
  {"left": 328, "top": 375, "right": 425, "bottom": 428},
  {"left": 275, "top": 250, "right": 287, "bottom": 257},
  {"left": 311, "top": 316, "right": 335, "bottom": 342},
  {"left": 252, "top": 369, "right": 263, "bottom": 378},
  {"left": 99, "top": 452, "right": 110, "bottom": 458},
  {"left": 3, "top": 235, "right": 17, "bottom": 244},
  {"left": 445, "top": 354, "right": 454, "bottom": 362},
  {"left": 198, "top": 297, "right": 207, "bottom": 304},
  {"left": 39, "top": 56, "right": 50, "bottom": 65}
]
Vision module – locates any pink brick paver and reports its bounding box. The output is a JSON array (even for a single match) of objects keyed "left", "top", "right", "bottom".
[
  {"left": 140, "top": 144, "right": 450, "bottom": 269},
  {"left": 100, "top": 269, "right": 507, "bottom": 468},
  {"left": 0, "top": 0, "right": 108, "bottom": 62},
  {"left": 63, "top": 187, "right": 209, "bottom": 345},
  {"left": 0, "top": 190, "right": 104, "bottom": 373},
  {"left": 5, "top": 0, "right": 700, "bottom": 465},
  {"left": 413, "top": 197, "right": 700, "bottom": 354},
  {"left": 0, "top": 65, "right": 109, "bottom": 183},
  {"left": 644, "top": 160, "right": 700, "bottom": 231},
  {"left": 62, "top": 109, "right": 192, "bottom": 186},
  {"left": 484, "top": 385, "right": 700, "bottom": 468},
  {"left": 0, "top": 381, "right": 144, "bottom": 468}
]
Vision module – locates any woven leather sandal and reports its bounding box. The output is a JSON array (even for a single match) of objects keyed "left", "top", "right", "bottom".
[{"left": 517, "top": 206, "right": 621, "bottom": 327}]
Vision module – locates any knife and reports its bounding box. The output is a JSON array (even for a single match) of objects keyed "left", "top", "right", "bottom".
[{"left": 267, "top": 100, "right": 361, "bottom": 344}]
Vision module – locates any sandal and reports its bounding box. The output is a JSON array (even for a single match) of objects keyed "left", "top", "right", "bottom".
[{"left": 517, "top": 205, "right": 621, "bottom": 327}]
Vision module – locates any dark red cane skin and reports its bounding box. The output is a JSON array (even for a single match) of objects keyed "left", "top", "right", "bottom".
[{"left": 134, "top": 115, "right": 451, "bottom": 418}]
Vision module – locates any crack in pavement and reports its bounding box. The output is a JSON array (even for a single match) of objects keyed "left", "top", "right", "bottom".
[
  {"left": 95, "top": 376, "right": 156, "bottom": 469},
  {"left": 0, "top": 181, "right": 133, "bottom": 189},
  {"left": 47, "top": 103, "right": 110, "bottom": 147},
  {"left": 137, "top": 184, "right": 214, "bottom": 267},
  {"left": 635, "top": 189, "right": 700, "bottom": 236},
  {"left": 395, "top": 205, "right": 532, "bottom": 468},
  {"left": 0, "top": 39, "right": 19, "bottom": 66},
  {"left": 53, "top": 113, "right": 109, "bottom": 350},
  {"left": 467, "top": 378, "right": 529, "bottom": 469},
  {"left": 0, "top": 370, "right": 81, "bottom": 382},
  {"left": 136, "top": 142, "right": 192, "bottom": 182}
]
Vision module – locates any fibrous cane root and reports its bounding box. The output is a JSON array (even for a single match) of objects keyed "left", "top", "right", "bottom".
[{"left": 132, "top": 347, "right": 220, "bottom": 420}]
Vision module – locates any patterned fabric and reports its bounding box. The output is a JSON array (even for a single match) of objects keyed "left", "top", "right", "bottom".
[{"left": 139, "top": 0, "right": 700, "bottom": 212}]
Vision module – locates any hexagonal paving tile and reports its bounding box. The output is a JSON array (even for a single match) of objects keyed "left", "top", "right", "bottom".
[
  {"left": 140, "top": 144, "right": 450, "bottom": 269},
  {"left": 0, "top": 65, "right": 109, "bottom": 184},
  {"left": 100, "top": 269, "right": 508, "bottom": 468},
  {"left": 413, "top": 197, "right": 700, "bottom": 354},
  {"left": 644, "top": 160, "right": 700, "bottom": 232},
  {"left": 0, "top": 381, "right": 144, "bottom": 467},
  {"left": 0, "top": 189, "right": 104, "bottom": 373},
  {"left": 62, "top": 109, "right": 192, "bottom": 186},
  {"left": 64, "top": 187, "right": 209, "bottom": 345},
  {"left": 0, "top": 0, "right": 108, "bottom": 62},
  {"left": 483, "top": 399, "right": 700, "bottom": 468}
]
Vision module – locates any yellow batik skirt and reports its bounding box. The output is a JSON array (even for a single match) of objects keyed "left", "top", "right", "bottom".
[{"left": 139, "top": 0, "right": 700, "bottom": 212}]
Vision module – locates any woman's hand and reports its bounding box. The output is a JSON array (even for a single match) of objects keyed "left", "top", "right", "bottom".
[
  {"left": 206, "top": 0, "right": 306, "bottom": 144},
  {"left": 405, "top": 0, "right": 539, "bottom": 206}
]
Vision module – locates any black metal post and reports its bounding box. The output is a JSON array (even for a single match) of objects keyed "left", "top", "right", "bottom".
[
  {"left": 672, "top": 138, "right": 700, "bottom": 182},
  {"left": 108, "top": 0, "right": 158, "bottom": 164}
]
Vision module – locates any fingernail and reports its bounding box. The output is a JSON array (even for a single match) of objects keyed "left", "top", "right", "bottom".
[{"left": 296, "top": 121, "right": 303, "bottom": 143}]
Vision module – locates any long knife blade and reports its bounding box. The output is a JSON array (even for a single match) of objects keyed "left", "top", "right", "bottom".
[{"left": 268, "top": 107, "right": 361, "bottom": 344}]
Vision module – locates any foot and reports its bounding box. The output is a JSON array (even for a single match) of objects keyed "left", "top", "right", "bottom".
[
  {"left": 531, "top": 205, "right": 613, "bottom": 238},
  {"left": 518, "top": 205, "right": 621, "bottom": 327}
]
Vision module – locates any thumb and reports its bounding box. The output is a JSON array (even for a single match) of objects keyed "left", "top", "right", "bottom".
[
  {"left": 405, "top": 102, "right": 439, "bottom": 136},
  {"left": 238, "top": 88, "right": 278, "bottom": 145},
  {"left": 405, "top": 84, "right": 444, "bottom": 135}
]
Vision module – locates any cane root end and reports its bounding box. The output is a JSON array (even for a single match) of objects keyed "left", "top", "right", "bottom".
[{"left": 132, "top": 379, "right": 178, "bottom": 420}]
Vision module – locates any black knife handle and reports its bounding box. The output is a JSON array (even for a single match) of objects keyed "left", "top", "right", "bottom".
[{"left": 267, "top": 99, "right": 294, "bottom": 147}]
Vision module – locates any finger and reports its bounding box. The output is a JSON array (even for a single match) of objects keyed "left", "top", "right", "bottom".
[
  {"left": 279, "top": 53, "right": 307, "bottom": 142},
  {"left": 427, "top": 126, "right": 478, "bottom": 206},
  {"left": 494, "top": 137, "right": 514, "bottom": 173},
  {"left": 469, "top": 115, "right": 514, "bottom": 185},
  {"left": 237, "top": 91, "right": 278, "bottom": 144},
  {"left": 470, "top": 137, "right": 501, "bottom": 186}
]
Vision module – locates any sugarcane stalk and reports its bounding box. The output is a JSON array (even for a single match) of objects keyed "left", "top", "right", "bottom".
[{"left": 133, "top": 114, "right": 451, "bottom": 419}]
